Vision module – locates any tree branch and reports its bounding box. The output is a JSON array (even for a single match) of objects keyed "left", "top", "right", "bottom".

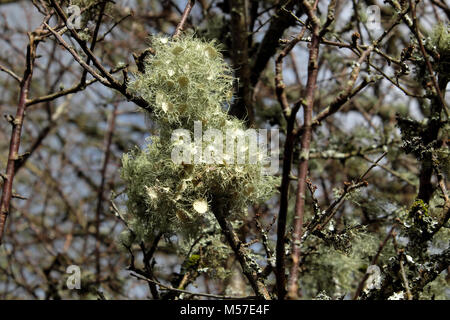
[
  {"left": 173, "top": 0, "right": 195, "bottom": 38},
  {"left": 212, "top": 201, "right": 271, "bottom": 300},
  {"left": 0, "top": 29, "right": 42, "bottom": 245}
]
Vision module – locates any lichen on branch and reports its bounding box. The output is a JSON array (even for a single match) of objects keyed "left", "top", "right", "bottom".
[{"left": 121, "top": 35, "right": 278, "bottom": 245}]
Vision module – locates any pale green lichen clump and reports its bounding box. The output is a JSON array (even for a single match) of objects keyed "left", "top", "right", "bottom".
[
  {"left": 127, "top": 35, "right": 234, "bottom": 129},
  {"left": 121, "top": 35, "right": 278, "bottom": 243}
]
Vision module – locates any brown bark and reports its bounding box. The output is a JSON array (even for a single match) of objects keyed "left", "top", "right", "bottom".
[
  {"left": 286, "top": 0, "right": 321, "bottom": 300},
  {"left": 0, "top": 32, "right": 39, "bottom": 245}
]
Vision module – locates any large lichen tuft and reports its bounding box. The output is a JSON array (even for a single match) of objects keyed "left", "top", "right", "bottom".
[{"left": 120, "top": 35, "right": 278, "bottom": 243}]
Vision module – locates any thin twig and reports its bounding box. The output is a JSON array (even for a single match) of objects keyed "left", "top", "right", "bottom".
[
  {"left": 409, "top": 0, "right": 449, "bottom": 118},
  {"left": 173, "top": 0, "right": 195, "bottom": 38},
  {"left": 130, "top": 272, "right": 258, "bottom": 299},
  {"left": 0, "top": 29, "right": 43, "bottom": 245},
  {"left": 95, "top": 103, "right": 118, "bottom": 283},
  {"left": 0, "top": 64, "right": 21, "bottom": 83},
  {"left": 392, "top": 233, "right": 413, "bottom": 300}
]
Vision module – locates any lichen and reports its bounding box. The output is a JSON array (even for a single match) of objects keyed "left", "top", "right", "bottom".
[{"left": 121, "top": 35, "right": 278, "bottom": 244}]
